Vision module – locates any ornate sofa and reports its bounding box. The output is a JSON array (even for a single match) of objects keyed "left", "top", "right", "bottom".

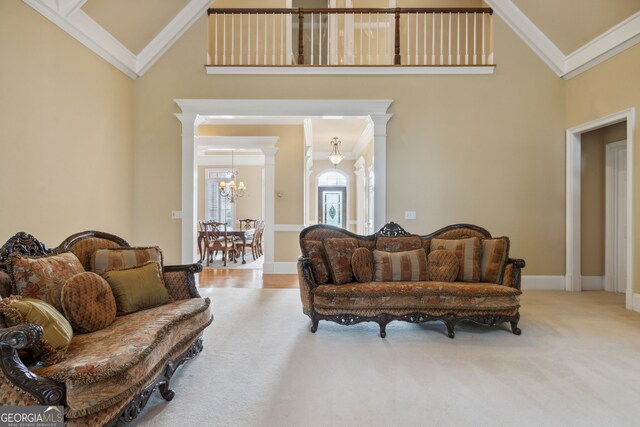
[
  {"left": 0, "top": 231, "right": 212, "bottom": 426},
  {"left": 297, "top": 223, "right": 525, "bottom": 338}
]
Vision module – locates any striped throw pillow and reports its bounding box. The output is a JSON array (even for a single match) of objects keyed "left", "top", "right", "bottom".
[
  {"left": 480, "top": 238, "right": 510, "bottom": 283},
  {"left": 90, "top": 247, "right": 163, "bottom": 275},
  {"left": 430, "top": 237, "right": 481, "bottom": 282},
  {"left": 372, "top": 249, "right": 428, "bottom": 282}
]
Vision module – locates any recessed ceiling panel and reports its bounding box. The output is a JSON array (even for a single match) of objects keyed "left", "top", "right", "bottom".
[
  {"left": 512, "top": 0, "right": 640, "bottom": 54},
  {"left": 83, "top": 0, "right": 192, "bottom": 54},
  {"left": 312, "top": 118, "right": 369, "bottom": 153}
]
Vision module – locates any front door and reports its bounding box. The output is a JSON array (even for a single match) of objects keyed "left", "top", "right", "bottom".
[{"left": 318, "top": 186, "right": 347, "bottom": 228}]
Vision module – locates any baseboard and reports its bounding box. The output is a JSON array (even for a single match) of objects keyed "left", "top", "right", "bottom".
[
  {"left": 263, "top": 262, "right": 297, "bottom": 274},
  {"left": 521, "top": 276, "right": 565, "bottom": 291},
  {"left": 633, "top": 293, "right": 640, "bottom": 312},
  {"left": 582, "top": 276, "right": 604, "bottom": 291}
]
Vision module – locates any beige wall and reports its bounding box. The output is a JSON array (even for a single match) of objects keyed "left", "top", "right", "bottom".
[
  {"left": 581, "top": 122, "right": 628, "bottom": 276},
  {"left": 565, "top": 42, "right": 640, "bottom": 291},
  {"left": 0, "top": 1, "right": 133, "bottom": 246},
  {"left": 133, "top": 12, "right": 565, "bottom": 273}
]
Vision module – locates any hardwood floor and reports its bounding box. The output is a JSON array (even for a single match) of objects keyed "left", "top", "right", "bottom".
[{"left": 198, "top": 268, "right": 299, "bottom": 289}]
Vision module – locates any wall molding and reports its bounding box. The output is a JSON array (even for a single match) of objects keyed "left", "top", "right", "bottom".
[
  {"left": 263, "top": 262, "right": 297, "bottom": 274},
  {"left": 582, "top": 276, "right": 604, "bottom": 291},
  {"left": 274, "top": 224, "right": 305, "bottom": 232},
  {"left": 633, "top": 294, "right": 640, "bottom": 313},
  {"left": 521, "top": 276, "right": 565, "bottom": 291},
  {"left": 205, "top": 66, "right": 496, "bottom": 75},
  {"left": 485, "top": 1, "right": 640, "bottom": 79}
]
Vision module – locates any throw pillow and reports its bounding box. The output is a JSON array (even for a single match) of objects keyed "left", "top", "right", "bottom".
[
  {"left": 375, "top": 235, "right": 424, "bottom": 252},
  {"left": 0, "top": 295, "right": 73, "bottom": 365},
  {"left": 480, "top": 237, "right": 510, "bottom": 283},
  {"left": 101, "top": 262, "right": 171, "bottom": 315},
  {"left": 372, "top": 249, "right": 428, "bottom": 282},
  {"left": 430, "top": 237, "right": 481, "bottom": 282},
  {"left": 301, "top": 240, "right": 331, "bottom": 284},
  {"left": 9, "top": 252, "right": 85, "bottom": 312},
  {"left": 90, "top": 246, "right": 163, "bottom": 275},
  {"left": 351, "top": 247, "right": 373, "bottom": 282},
  {"left": 61, "top": 272, "right": 116, "bottom": 333},
  {"left": 427, "top": 250, "right": 459, "bottom": 282},
  {"left": 322, "top": 238, "right": 359, "bottom": 284}
]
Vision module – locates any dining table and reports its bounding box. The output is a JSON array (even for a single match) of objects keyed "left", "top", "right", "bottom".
[{"left": 197, "top": 228, "right": 254, "bottom": 264}]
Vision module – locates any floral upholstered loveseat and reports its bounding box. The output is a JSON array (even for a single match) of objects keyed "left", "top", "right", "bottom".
[
  {"left": 0, "top": 231, "right": 212, "bottom": 426},
  {"left": 298, "top": 222, "right": 525, "bottom": 338}
]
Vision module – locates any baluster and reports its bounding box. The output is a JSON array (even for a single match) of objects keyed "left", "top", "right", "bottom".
[
  {"left": 406, "top": 13, "right": 410, "bottom": 65},
  {"left": 448, "top": 13, "right": 452, "bottom": 64},
  {"left": 394, "top": 9, "right": 400, "bottom": 65},
  {"left": 249, "top": 14, "right": 254, "bottom": 65},
  {"left": 431, "top": 13, "right": 435, "bottom": 64},
  {"left": 253, "top": 14, "right": 257, "bottom": 64},
  {"left": 311, "top": 13, "right": 314, "bottom": 65},
  {"left": 272, "top": 14, "right": 275, "bottom": 65},
  {"left": 320, "top": 13, "right": 323, "bottom": 65},
  {"left": 280, "top": 13, "right": 284, "bottom": 65},
  {"left": 376, "top": 13, "right": 380, "bottom": 64},
  {"left": 439, "top": 13, "right": 443, "bottom": 65},
  {"left": 465, "top": 12, "right": 468, "bottom": 65},
  {"left": 473, "top": 12, "right": 477, "bottom": 64},
  {"left": 231, "top": 14, "right": 234, "bottom": 65},
  {"left": 423, "top": 13, "right": 427, "bottom": 65},
  {"left": 482, "top": 12, "right": 486, "bottom": 65},
  {"left": 368, "top": 13, "right": 372, "bottom": 64},
  {"left": 360, "top": 13, "right": 363, "bottom": 65},
  {"left": 457, "top": 13, "right": 460, "bottom": 64},
  {"left": 414, "top": 11, "right": 418, "bottom": 64},
  {"left": 214, "top": 14, "right": 218, "bottom": 65},
  {"left": 298, "top": 11, "right": 304, "bottom": 64},
  {"left": 222, "top": 14, "right": 226, "bottom": 65},
  {"left": 240, "top": 14, "right": 243, "bottom": 65}
]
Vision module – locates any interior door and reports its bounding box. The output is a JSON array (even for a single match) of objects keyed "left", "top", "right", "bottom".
[{"left": 318, "top": 186, "right": 347, "bottom": 228}]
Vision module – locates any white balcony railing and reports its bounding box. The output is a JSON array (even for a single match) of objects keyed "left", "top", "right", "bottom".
[{"left": 207, "top": 7, "right": 494, "bottom": 70}]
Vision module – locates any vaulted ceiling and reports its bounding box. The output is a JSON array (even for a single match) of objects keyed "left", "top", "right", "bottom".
[{"left": 23, "top": 0, "right": 640, "bottom": 79}]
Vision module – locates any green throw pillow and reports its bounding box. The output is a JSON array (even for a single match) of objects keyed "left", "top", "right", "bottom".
[
  {"left": 101, "top": 262, "right": 170, "bottom": 315},
  {"left": 0, "top": 295, "right": 73, "bottom": 365}
]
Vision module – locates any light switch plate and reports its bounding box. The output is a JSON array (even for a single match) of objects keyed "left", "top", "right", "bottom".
[
  {"left": 171, "top": 211, "right": 182, "bottom": 219},
  {"left": 404, "top": 211, "right": 417, "bottom": 220}
]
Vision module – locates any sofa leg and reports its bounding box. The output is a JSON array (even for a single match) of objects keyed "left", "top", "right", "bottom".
[
  {"left": 510, "top": 313, "right": 522, "bottom": 335},
  {"left": 444, "top": 315, "right": 456, "bottom": 339},
  {"left": 310, "top": 318, "right": 319, "bottom": 333},
  {"left": 379, "top": 322, "right": 387, "bottom": 338},
  {"left": 159, "top": 382, "right": 175, "bottom": 401}
]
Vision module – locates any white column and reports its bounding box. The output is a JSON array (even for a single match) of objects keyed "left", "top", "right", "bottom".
[
  {"left": 176, "top": 113, "right": 198, "bottom": 264},
  {"left": 261, "top": 146, "right": 278, "bottom": 273},
  {"left": 369, "top": 114, "right": 392, "bottom": 230},
  {"left": 354, "top": 156, "right": 366, "bottom": 235}
]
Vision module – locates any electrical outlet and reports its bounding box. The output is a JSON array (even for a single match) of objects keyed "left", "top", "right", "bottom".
[
  {"left": 171, "top": 211, "right": 182, "bottom": 219},
  {"left": 404, "top": 211, "right": 417, "bottom": 220}
]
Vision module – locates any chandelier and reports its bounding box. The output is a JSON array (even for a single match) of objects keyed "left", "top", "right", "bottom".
[
  {"left": 328, "top": 136, "right": 343, "bottom": 166},
  {"left": 218, "top": 151, "right": 245, "bottom": 203}
]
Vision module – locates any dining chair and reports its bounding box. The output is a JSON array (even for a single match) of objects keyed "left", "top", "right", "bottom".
[
  {"left": 237, "top": 218, "right": 257, "bottom": 231},
  {"left": 203, "top": 221, "right": 237, "bottom": 267},
  {"left": 245, "top": 220, "right": 264, "bottom": 261}
]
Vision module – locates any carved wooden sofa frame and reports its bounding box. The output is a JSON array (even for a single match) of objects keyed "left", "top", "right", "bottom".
[
  {"left": 298, "top": 222, "right": 525, "bottom": 338},
  {"left": 0, "top": 231, "right": 205, "bottom": 426}
]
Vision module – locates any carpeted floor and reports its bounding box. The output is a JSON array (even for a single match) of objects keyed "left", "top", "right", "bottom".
[{"left": 134, "top": 290, "right": 640, "bottom": 427}]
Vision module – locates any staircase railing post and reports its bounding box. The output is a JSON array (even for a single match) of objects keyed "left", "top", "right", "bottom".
[
  {"left": 394, "top": 8, "right": 401, "bottom": 65},
  {"left": 298, "top": 9, "right": 305, "bottom": 64}
]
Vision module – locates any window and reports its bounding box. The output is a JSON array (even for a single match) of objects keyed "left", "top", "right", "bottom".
[{"left": 204, "top": 169, "right": 235, "bottom": 226}]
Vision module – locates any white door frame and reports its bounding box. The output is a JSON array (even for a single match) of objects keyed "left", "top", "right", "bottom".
[
  {"left": 605, "top": 140, "right": 627, "bottom": 293},
  {"left": 565, "top": 108, "right": 635, "bottom": 310},
  {"left": 175, "top": 99, "right": 392, "bottom": 271}
]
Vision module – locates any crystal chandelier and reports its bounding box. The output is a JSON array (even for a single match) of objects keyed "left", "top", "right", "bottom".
[
  {"left": 218, "top": 151, "right": 245, "bottom": 203},
  {"left": 328, "top": 136, "right": 343, "bottom": 166}
]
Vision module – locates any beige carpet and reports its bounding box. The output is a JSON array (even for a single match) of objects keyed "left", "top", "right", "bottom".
[{"left": 134, "top": 290, "right": 640, "bottom": 427}]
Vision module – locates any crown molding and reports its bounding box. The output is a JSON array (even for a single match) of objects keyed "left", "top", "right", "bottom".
[
  {"left": 197, "top": 154, "right": 265, "bottom": 166},
  {"left": 563, "top": 11, "right": 640, "bottom": 80},
  {"left": 484, "top": 0, "right": 565, "bottom": 76},
  {"left": 23, "top": 0, "right": 212, "bottom": 79},
  {"left": 486, "top": 0, "right": 640, "bottom": 79},
  {"left": 196, "top": 136, "right": 279, "bottom": 150}
]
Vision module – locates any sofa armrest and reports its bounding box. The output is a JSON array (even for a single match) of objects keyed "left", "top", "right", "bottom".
[
  {"left": 297, "top": 257, "right": 317, "bottom": 316},
  {"left": 503, "top": 258, "right": 525, "bottom": 290},
  {"left": 0, "top": 324, "right": 65, "bottom": 405},
  {"left": 163, "top": 262, "right": 203, "bottom": 300}
]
